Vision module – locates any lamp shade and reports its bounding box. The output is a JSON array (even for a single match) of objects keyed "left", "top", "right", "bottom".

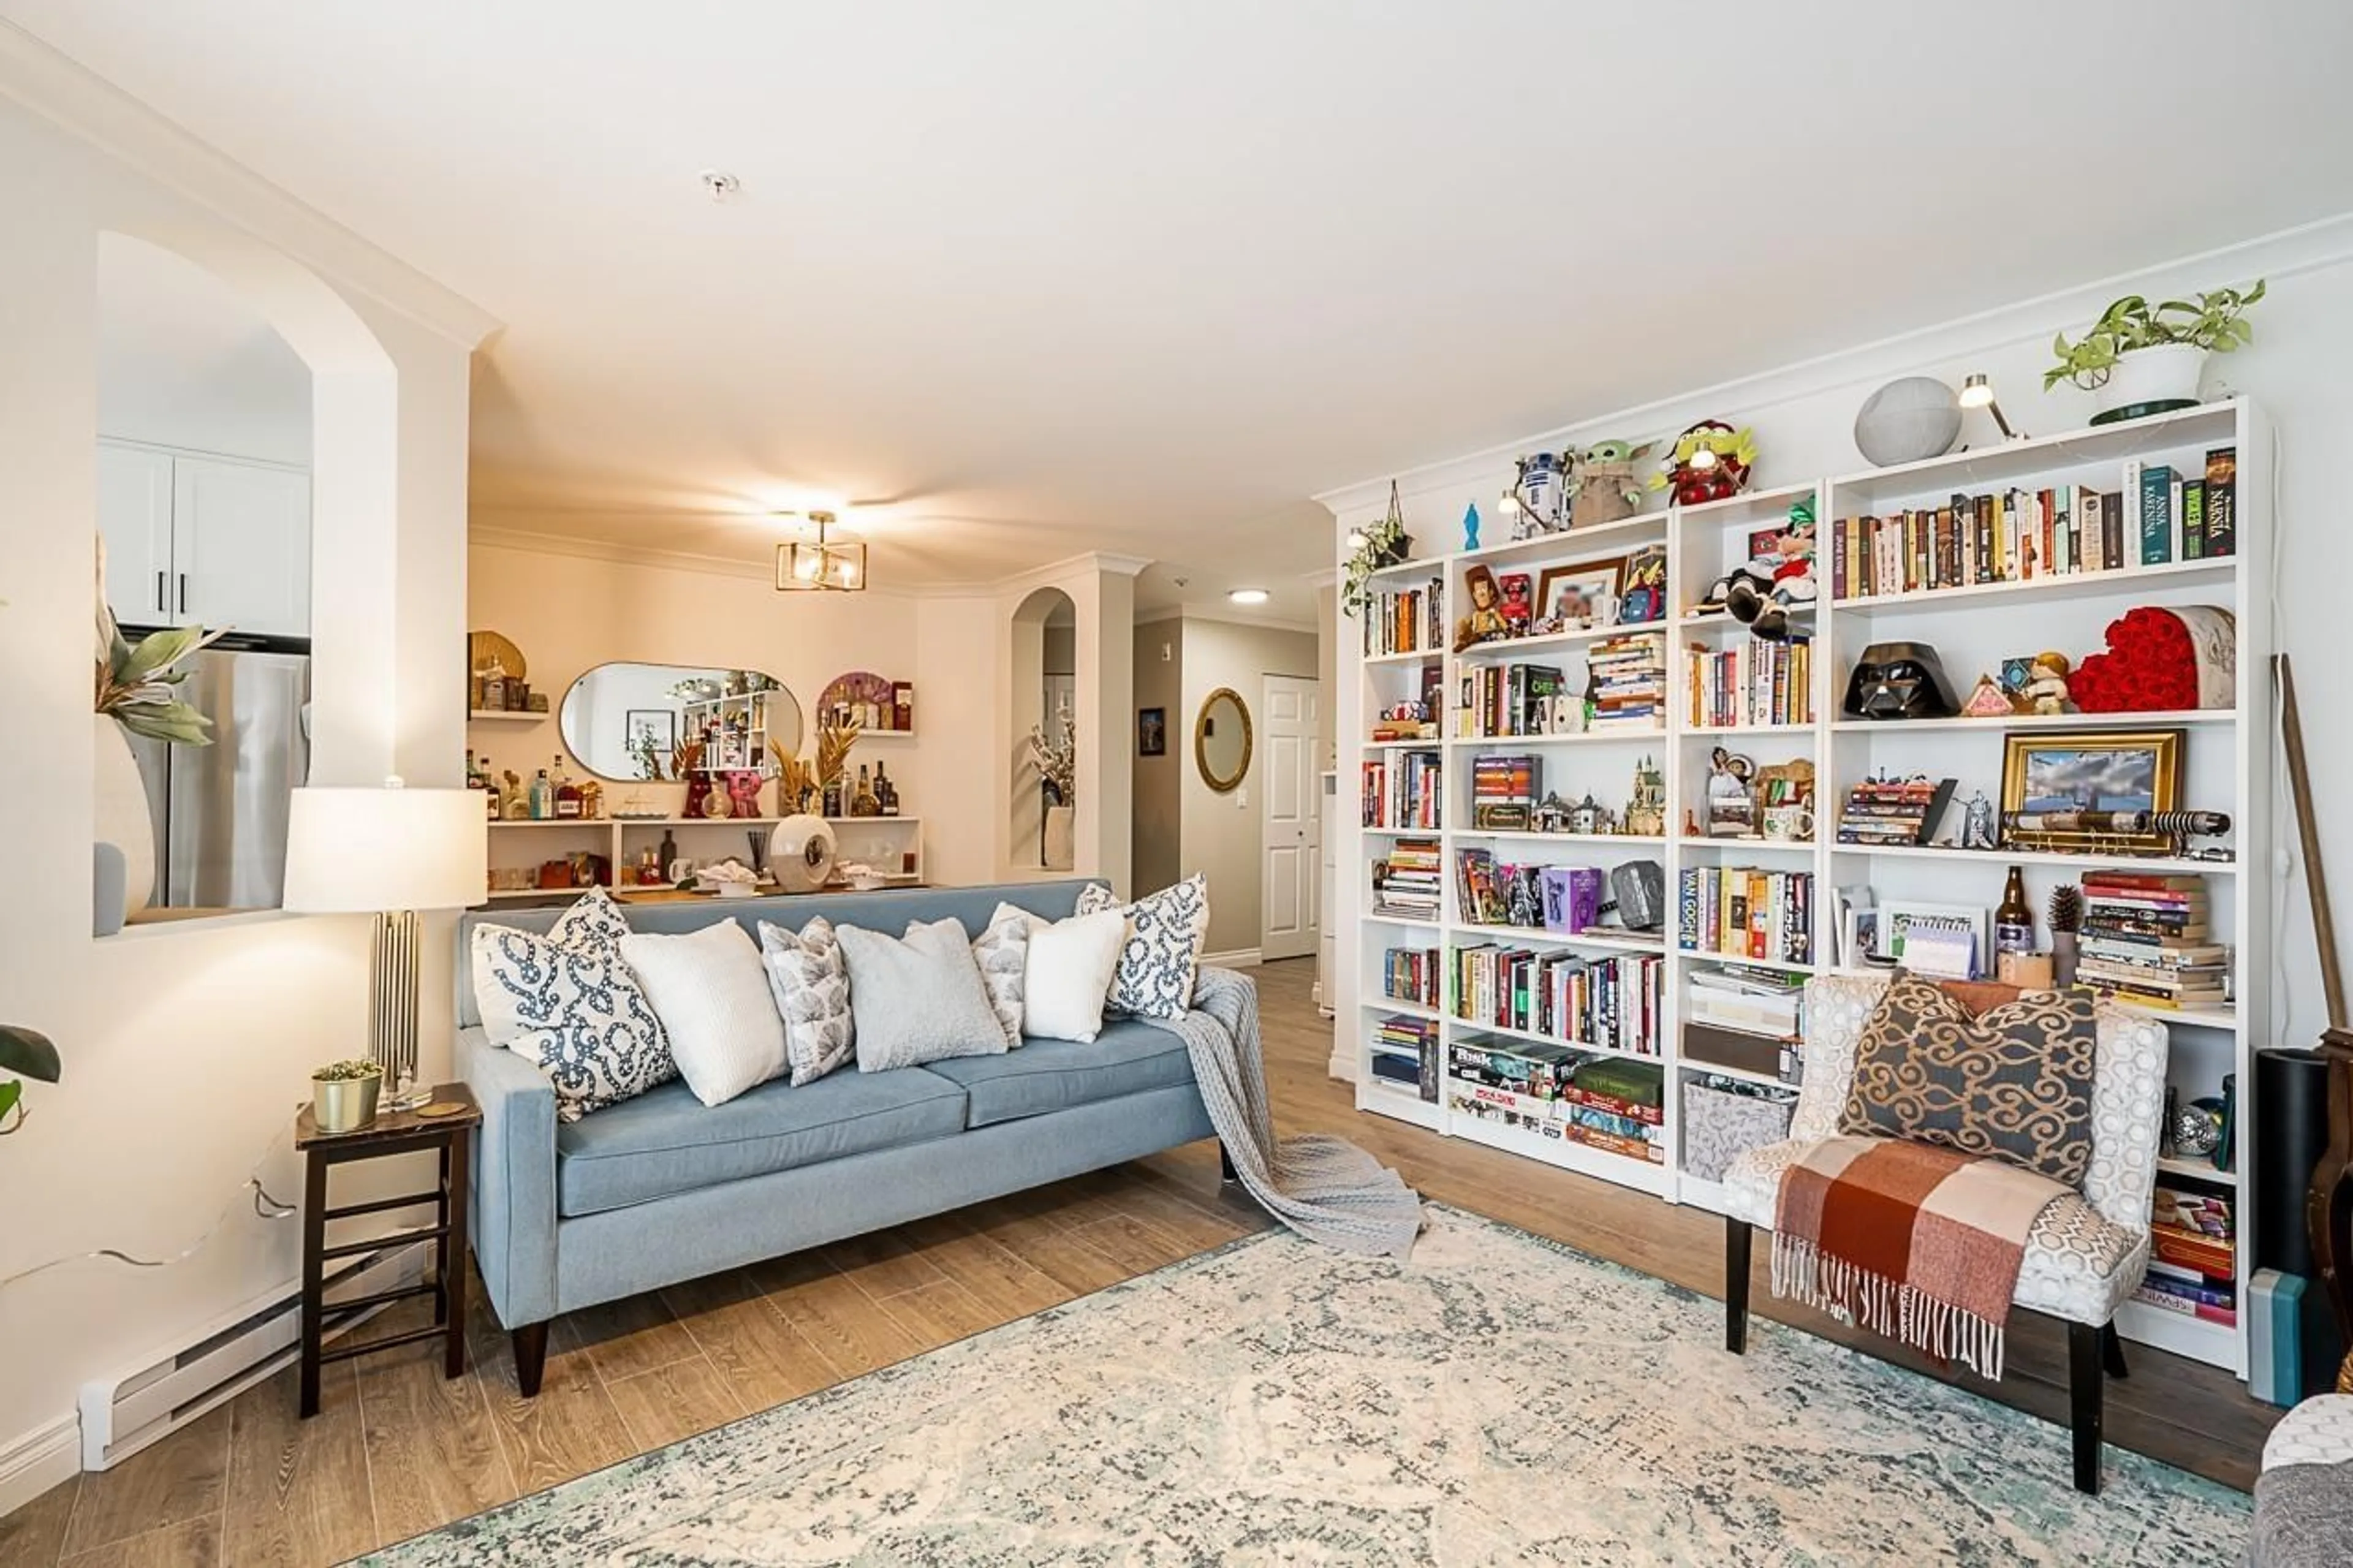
[{"left": 282, "top": 785, "right": 488, "bottom": 914}]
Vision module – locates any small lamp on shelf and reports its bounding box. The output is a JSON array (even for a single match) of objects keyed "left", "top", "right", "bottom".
[
  {"left": 1959, "top": 373, "right": 2026, "bottom": 442},
  {"left": 285, "top": 781, "right": 488, "bottom": 1112}
]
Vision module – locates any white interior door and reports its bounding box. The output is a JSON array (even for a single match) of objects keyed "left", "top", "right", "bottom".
[{"left": 1260, "top": 673, "right": 1322, "bottom": 961}]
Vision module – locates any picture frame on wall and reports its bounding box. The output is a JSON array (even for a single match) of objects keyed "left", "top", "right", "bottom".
[
  {"left": 625, "top": 708, "right": 676, "bottom": 757},
  {"left": 1999, "top": 728, "right": 2184, "bottom": 854},
  {"left": 1533, "top": 558, "right": 1623, "bottom": 632},
  {"left": 1138, "top": 706, "right": 1167, "bottom": 757}
]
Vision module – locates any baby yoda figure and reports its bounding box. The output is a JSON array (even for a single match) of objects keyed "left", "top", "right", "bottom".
[{"left": 1564, "top": 439, "right": 1655, "bottom": 529}]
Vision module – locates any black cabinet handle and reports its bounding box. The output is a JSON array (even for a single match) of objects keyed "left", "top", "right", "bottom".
[
  {"left": 177, "top": 574, "right": 188, "bottom": 614},
  {"left": 156, "top": 570, "right": 166, "bottom": 614}
]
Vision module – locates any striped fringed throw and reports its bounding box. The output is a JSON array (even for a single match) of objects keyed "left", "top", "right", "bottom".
[{"left": 1771, "top": 1135, "right": 2070, "bottom": 1381}]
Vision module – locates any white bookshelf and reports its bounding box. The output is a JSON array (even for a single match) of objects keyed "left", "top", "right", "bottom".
[{"left": 1338, "top": 398, "right": 2270, "bottom": 1378}]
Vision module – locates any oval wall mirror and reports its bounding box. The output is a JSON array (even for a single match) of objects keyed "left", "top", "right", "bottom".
[
  {"left": 559, "top": 664, "right": 801, "bottom": 782},
  {"left": 1194, "top": 687, "right": 1252, "bottom": 793}
]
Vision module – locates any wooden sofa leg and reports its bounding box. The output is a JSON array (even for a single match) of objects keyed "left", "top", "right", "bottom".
[
  {"left": 2100, "top": 1320, "right": 2129, "bottom": 1379},
  {"left": 2069, "top": 1319, "right": 2103, "bottom": 1494},
  {"left": 1219, "top": 1142, "right": 1238, "bottom": 1184},
  {"left": 513, "top": 1322, "right": 550, "bottom": 1399},
  {"left": 1725, "top": 1219, "right": 1752, "bottom": 1355}
]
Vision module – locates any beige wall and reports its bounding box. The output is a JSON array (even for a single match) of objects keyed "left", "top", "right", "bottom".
[
  {"left": 1175, "top": 616, "right": 1319, "bottom": 956},
  {"left": 1132, "top": 617, "right": 1184, "bottom": 893}
]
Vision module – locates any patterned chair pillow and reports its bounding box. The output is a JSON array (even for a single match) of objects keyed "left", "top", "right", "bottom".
[
  {"left": 970, "top": 906, "right": 1031, "bottom": 1048},
  {"left": 470, "top": 890, "right": 675, "bottom": 1122},
  {"left": 757, "top": 917, "right": 856, "bottom": 1086},
  {"left": 1076, "top": 874, "right": 1209, "bottom": 1021},
  {"left": 1840, "top": 970, "right": 2097, "bottom": 1187}
]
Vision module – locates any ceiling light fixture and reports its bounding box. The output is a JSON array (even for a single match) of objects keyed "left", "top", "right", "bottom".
[
  {"left": 1228, "top": 588, "right": 1270, "bottom": 606},
  {"left": 773, "top": 511, "right": 867, "bottom": 593}
]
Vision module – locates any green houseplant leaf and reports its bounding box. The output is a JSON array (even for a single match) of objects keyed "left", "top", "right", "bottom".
[{"left": 0, "top": 1025, "right": 60, "bottom": 1083}]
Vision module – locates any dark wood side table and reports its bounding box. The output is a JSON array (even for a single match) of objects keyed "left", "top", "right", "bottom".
[{"left": 294, "top": 1083, "right": 480, "bottom": 1418}]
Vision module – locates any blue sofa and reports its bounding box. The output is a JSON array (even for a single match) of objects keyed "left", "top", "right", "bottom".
[{"left": 456, "top": 879, "right": 1223, "bottom": 1394}]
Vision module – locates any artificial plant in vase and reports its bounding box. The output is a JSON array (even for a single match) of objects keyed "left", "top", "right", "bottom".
[
  {"left": 1028, "top": 721, "right": 1077, "bottom": 870},
  {"left": 2045, "top": 280, "right": 2264, "bottom": 421},
  {"left": 94, "top": 551, "right": 224, "bottom": 920}
]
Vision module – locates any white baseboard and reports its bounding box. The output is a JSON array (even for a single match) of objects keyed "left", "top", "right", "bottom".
[
  {"left": 0, "top": 1414, "right": 80, "bottom": 1520},
  {"left": 1327, "top": 1044, "right": 1356, "bottom": 1083},
  {"left": 1201, "top": 947, "right": 1263, "bottom": 968}
]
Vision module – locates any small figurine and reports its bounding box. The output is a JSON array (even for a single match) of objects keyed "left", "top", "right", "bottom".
[
  {"left": 1566, "top": 792, "right": 1615, "bottom": 836},
  {"left": 2025, "top": 651, "right": 2074, "bottom": 714},
  {"left": 1564, "top": 438, "right": 1654, "bottom": 529},
  {"left": 1961, "top": 673, "right": 2018, "bottom": 718},
  {"left": 1532, "top": 793, "right": 1575, "bottom": 835},
  {"left": 1622, "top": 756, "right": 1667, "bottom": 838},
  {"left": 1960, "top": 790, "right": 1999, "bottom": 850},
  {"left": 1453, "top": 566, "right": 1510, "bottom": 652},
  {"left": 1702, "top": 499, "right": 1816, "bottom": 641},
  {"left": 1497, "top": 573, "right": 1534, "bottom": 635},
  {"left": 1705, "top": 747, "right": 1757, "bottom": 837},
  {"left": 1462, "top": 501, "right": 1482, "bottom": 552},
  {"left": 1509, "top": 450, "right": 1573, "bottom": 536},
  {"left": 1648, "top": 420, "right": 1758, "bottom": 507}
]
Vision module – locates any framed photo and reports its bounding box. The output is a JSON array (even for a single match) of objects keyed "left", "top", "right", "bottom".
[
  {"left": 1877, "top": 898, "right": 1991, "bottom": 978},
  {"left": 624, "top": 708, "right": 676, "bottom": 757},
  {"left": 1533, "top": 558, "right": 1623, "bottom": 632},
  {"left": 1138, "top": 706, "right": 1167, "bottom": 757},
  {"left": 2000, "top": 729, "right": 2184, "bottom": 854}
]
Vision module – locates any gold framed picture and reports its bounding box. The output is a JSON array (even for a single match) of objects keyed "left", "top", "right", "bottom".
[{"left": 1998, "top": 729, "right": 2184, "bottom": 854}]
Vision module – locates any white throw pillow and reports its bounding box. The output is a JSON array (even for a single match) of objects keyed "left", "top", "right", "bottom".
[
  {"left": 1077, "top": 875, "right": 1210, "bottom": 1020},
  {"left": 756, "top": 917, "right": 858, "bottom": 1086},
  {"left": 470, "top": 889, "right": 675, "bottom": 1123},
  {"left": 995, "top": 901, "right": 1124, "bottom": 1044},
  {"left": 971, "top": 906, "right": 1031, "bottom": 1048},
  {"left": 838, "top": 917, "right": 1009, "bottom": 1072},
  {"left": 620, "top": 921, "right": 790, "bottom": 1107}
]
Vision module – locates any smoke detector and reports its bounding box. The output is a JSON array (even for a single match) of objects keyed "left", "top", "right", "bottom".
[{"left": 699, "top": 170, "right": 741, "bottom": 203}]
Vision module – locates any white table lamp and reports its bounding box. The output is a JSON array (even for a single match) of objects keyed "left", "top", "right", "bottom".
[{"left": 284, "top": 779, "right": 487, "bottom": 1110}]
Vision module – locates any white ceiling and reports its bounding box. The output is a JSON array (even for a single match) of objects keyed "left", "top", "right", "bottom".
[{"left": 14, "top": 1, "right": 2353, "bottom": 622}]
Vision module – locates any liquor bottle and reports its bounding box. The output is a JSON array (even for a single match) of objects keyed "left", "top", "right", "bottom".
[
  {"left": 657, "top": 828, "right": 680, "bottom": 881},
  {"left": 850, "top": 764, "right": 880, "bottom": 818},
  {"left": 530, "top": 768, "right": 553, "bottom": 820},
  {"left": 822, "top": 773, "right": 844, "bottom": 819},
  {"left": 555, "top": 754, "right": 583, "bottom": 819},
  {"left": 1995, "top": 865, "right": 2034, "bottom": 956},
  {"left": 876, "top": 762, "right": 899, "bottom": 817}
]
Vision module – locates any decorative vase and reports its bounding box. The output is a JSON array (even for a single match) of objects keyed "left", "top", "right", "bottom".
[
  {"left": 2094, "top": 343, "right": 2205, "bottom": 419},
  {"left": 93, "top": 713, "right": 154, "bottom": 920},
  {"left": 1043, "top": 805, "right": 1075, "bottom": 872},
  {"left": 310, "top": 1068, "right": 382, "bottom": 1134},
  {"left": 767, "top": 815, "right": 838, "bottom": 892}
]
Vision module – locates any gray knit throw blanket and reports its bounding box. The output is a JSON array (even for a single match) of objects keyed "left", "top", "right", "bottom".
[{"left": 1147, "top": 966, "right": 1425, "bottom": 1259}]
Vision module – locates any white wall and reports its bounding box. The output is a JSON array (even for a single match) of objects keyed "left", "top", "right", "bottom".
[
  {"left": 1324, "top": 216, "right": 2353, "bottom": 1083},
  {"left": 97, "top": 232, "right": 311, "bottom": 466},
  {"left": 1175, "top": 616, "right": 1320, "bottom": 956},
  {"left": 0, "top": 75, "right": 487, "bottom": 1499},
  {"left": 1132, "top": 618, "right": 1184, "bottom": 895}
]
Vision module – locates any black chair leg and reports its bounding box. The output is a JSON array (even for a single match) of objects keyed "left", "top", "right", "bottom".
[
  {"left": 512, "top": 1321, "right": 550, "bottom": 1399},
  {"left": 1218, "top": 1142, "right": 1238, "bottom": 1183},
  {"left": 2068, "top": 1319, "right": 2103, "bottom": 1494},
  {"left": 2100, "top": 1320, "right": 2129, "bottom": 1379},
  {"left": 1725, "top": 1219, "right": 1752, "bottom": 1355}
]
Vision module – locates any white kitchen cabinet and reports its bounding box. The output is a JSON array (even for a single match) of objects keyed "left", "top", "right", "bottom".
[{"left": 97, "top": 441, "right": 310, "bottom": 637}]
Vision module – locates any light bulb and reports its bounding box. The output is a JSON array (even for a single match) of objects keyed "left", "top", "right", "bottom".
[
  {"left": 1688, "top": 448, "right": 1718, "bottom": 472},
  {"left": 1959, "top": 374, "right": 1995, "bottom": 409},
  {"left": 795, "top": 553, "right": 820, "bottom": 581},
  {"left": 1229, "top": 588, "right": 1270, "bottom": 606},
  {"left": 1345, "top": 529, "right": 1367, "bottom": 551}
]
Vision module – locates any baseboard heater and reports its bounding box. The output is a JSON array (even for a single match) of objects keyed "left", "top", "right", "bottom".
[{"left": 78, "top": 1239, "right": 425, "bottom": 1471}]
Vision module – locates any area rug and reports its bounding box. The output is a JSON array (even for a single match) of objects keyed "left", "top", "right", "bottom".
[{"left": 362, "top": 1205, "right": 2248, "bottom": 1566}]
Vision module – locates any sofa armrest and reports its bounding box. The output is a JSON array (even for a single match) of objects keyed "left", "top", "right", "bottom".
[{"left": 459, "top": 1026, "right": 559, "bottom": 1328}]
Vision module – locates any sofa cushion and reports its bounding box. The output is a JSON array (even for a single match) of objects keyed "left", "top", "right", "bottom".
[
  {"left": 555, "top": 1065, "right": 969, "bottom": 1218},
  {"left": 919, "top": 1019, "right": 1195, "bottom": 1128}
]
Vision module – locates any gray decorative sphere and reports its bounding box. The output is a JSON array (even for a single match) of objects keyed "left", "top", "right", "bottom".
[{"left": 1854, "top": 376, "right": 1962, "bottom": 467}]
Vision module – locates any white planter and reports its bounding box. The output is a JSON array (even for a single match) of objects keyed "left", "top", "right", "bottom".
[
  {"left": 2099, "top": 343, "right": 2206, "bottom": 413},
  {"left": 1043, "top": 805, "right": 1075, "bottom": 872},
  {"left": 94, "top": 713, "right": 155, "bottom": 920}
]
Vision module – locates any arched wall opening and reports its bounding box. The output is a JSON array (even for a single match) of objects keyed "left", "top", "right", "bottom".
[{"left": 1009, "top": 585, "right": 1077, "bottom": 873}]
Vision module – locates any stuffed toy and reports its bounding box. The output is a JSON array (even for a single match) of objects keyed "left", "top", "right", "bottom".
[
  {"left": 1564, "top": 439, "right": 1654, "bottom": 529},
  {"left": 1702, "top": 501, "right": 1817, "bottom": 642},
  {"left": 1648, "top": 420, "right": 1757, "bottom": 506}
]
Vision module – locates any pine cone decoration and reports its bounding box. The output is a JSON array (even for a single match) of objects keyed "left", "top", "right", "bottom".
[{"left": 2048, "top": 883, "right": 2084, "bottom": 935}]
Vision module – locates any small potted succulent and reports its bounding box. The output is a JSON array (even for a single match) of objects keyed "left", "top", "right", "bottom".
[
  {"left": 311, "top": 1059, "right": 384, "bottom": 1134},
  {"left": 2045, "top": 281, "right": 2265, "bottom": 422}
]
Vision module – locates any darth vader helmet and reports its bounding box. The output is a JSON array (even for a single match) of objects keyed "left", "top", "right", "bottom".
[{"left": 1842, "top": 642, "right": 1960, "bottom": 721}]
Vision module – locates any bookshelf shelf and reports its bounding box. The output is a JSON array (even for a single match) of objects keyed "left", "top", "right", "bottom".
[
  {"left": 1365, "top": 998, "right": 1443, "bottom": 1023},
  {"left": 1336, "top": 395, "right": 2267, "bottom": 1381},
  {"left": 1365, "top": 646, "right": 1443, "bottom": 665},
  {"left": 2156, "top": 1155, "right": 2236, "bottom": 1183}
]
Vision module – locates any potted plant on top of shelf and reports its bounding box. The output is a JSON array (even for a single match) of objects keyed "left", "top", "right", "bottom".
[
  {"left": 1341, "top": 481, "right": 1414, "bottom": 618},
  {"left": 2044, "top": 280, "right": 2264, "bottom": 425}
]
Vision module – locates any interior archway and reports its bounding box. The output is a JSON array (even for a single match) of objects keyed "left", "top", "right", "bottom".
[{"left": 1009, "top": 586, "right": 1078, "bottom": 873}]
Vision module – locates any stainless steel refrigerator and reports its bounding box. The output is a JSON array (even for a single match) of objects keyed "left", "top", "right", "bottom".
[{"left": 127, "top": 636, "right": 311, "bottom": 911}]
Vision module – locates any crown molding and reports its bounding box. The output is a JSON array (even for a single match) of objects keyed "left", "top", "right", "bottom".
[
  {"left": 0, "top": 20, "right": 501, "bottom": 350},
  {"left": 1314, "top": 210, "right": 2353, "bottom": 518}
]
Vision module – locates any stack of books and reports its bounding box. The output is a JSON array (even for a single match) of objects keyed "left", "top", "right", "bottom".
[
  {"left": 1361, "top": 751, "right": 1442, "bottom": 830},
  {"left": 1379, "top": 945, "right": 1441, "bottom": 1008},
  {"left": 1835, "top": 775, "right": 1955, "bottom": 847},
  {"left": 1368, "top": 1013, "right": 1441, "bottom": 1100},
  {"left": 1371, "top": 838, "right": 1442, "bottom": 920},
  {"left": 1559, "top": 1056, "right": 1667, "bottom": 1164},
  {"left": 1588, "top": 633, "right": 1667, "bottom": 730},
  {"left": 2137, "top": 1185, "right": 2237, "bottom": 1328},
  {"left": 1686, "top": 634, "right": 1812, "bottom": 729},
  {"left": 1457, "top": 663, "right": 1569, "bottom": 738},
  {"left": 1445, "top": 1042, "right": 1665, "bottom": 1164},
  {"left": 1448, "top": 944, "right": 1662, "bottom": 1056},
  {"left": 2076, "top": 873, "right": 2225, "bottom": 1011},
  {"left": 1677, "top": 867, "right": 1813, "bottom": 965},
  {"left": 1361, "top": 574, "right": 1444, "bottom": 656},
  {"left": 1470, "top": 754, "right": 1542, "bottom": 830},
  {"left": 1687, "top": 964, "right": 1806, "bottom": 1037}
]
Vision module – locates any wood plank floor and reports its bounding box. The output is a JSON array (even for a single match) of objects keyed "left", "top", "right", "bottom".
[{"left": 1, "top": 958, "right": 2275, "bottom": 1565}]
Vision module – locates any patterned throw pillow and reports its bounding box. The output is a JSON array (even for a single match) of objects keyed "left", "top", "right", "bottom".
[
  {"left": 1076, "top": 874, "right": 1210, "bottom": 1021},
  {"left": 971, "top": 907, "right": 1031, "bottom": 1048},
  {"left": 757, "top": 917, "right": 856, "bottom": 1086},
  {"left": 1841, "top": 971, "right": 2098, "bottom": 1187},
  {"left": 470, "top": 890, "right": 675, "bottom": 1123}
]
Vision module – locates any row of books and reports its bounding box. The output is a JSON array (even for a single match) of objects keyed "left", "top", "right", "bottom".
[
  {"left": 1361, "top": 752, "right": 1442, "bottom": 830},
  {"left": 1588, "top": 632, "right": 1667, "bottom": 730},
  {"left": 1686, "top": 634, "right": 1813, "bottom": 730},
  {"left": 1678, "top": 867, "right": 1814, "bottom": 966},
  {"left": 1362, "top": 575, "right": 1445, "bottom": 656},
  {"left": 1368, "top": 1013, "right": 1441, "bottom": 1100},
  {"left": 1687, "top": 963, "right": 1806, "bottom": 1039},
  {"left": 1449, "top": 945, "right": 1664, "bottom": 1057},
  {"left": 2075, "top": 872, "right": 2224, "bottom": 1010},
  {"left": 1379, "top": 945, "right": 1441, "bottom": 1009},
  {"left": 1469, "top": 755, "right": 1542, "bottom": 832},
  {"left": 1371, "top": 837, "right": 1442, "bottom": 920},
  {"left": 1454, "top": 853, "right": 1622, "bottom": 936},
  {"left": 2135, "top": 1185, "right": 2237, "bottom": 1328},
  {"left": 1457, "top": 663, "right": 1572, "bottom": 738},
  {"left": 1447, "top": 1042, "right": 1667, "bottom": 1164},
  {"left": 1835, "top": 773, "right": 1953, "bottom": 847}
]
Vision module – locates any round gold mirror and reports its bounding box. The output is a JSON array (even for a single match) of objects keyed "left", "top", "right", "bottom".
[{"left": 1194, "top": 687, "right": 1253, "bottom": 793}]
